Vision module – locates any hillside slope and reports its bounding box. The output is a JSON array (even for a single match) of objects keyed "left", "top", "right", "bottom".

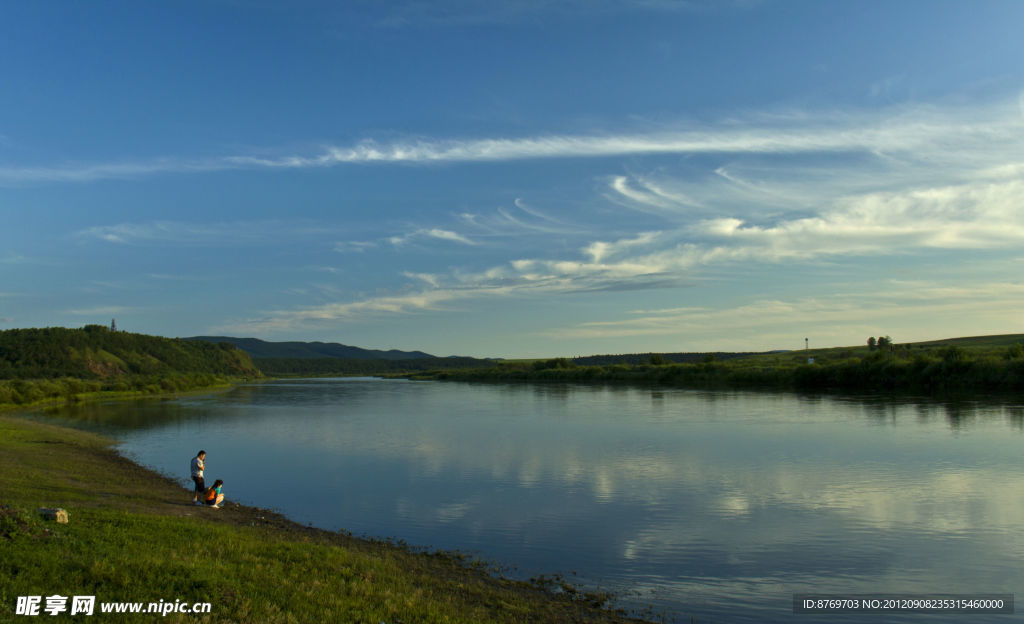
[{"left": 0, "top": 326, "right": 261, "bottom": 380}]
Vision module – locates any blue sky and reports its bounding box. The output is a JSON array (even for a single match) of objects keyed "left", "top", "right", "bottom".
[{"left": 2, "top": 0, "right": 1023, "bottom": 357}]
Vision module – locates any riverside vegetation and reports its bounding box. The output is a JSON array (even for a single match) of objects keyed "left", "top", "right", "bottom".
[{"left": 408, "top": 334, "right": 1024, "bottom": 395}]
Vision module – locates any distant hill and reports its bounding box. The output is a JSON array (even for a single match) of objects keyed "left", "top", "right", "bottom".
[
  {"left": 572, "top": 351, "right": 768, "bottom": 366},
  {"left": 0, "top": 326, "right": 261, "bottom": 380},
  {"left": 254, "top": 356, "right": 496, "bottom": 377},
  {"left": 184, "top": 336, "right": 435, "bottom": 360},
  {"left": 904, "top": 334, "right": 1024, "bottom": 348}
]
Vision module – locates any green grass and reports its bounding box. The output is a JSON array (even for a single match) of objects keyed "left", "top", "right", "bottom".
[
  {"left": 0, "top": 415, "right": 645, "bottom": 624},
  {"left": 0, "top": 375, "right": 253, "bottom": 411}
]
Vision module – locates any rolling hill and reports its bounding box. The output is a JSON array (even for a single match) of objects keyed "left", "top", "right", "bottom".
[
  {"left": 184, "top": 336, "right": 435, "bottom": 360},
  {"left": 1, "top": 326, "right": 260, "bottom": 380},
  {"left": 0, "top": 326, "right": 262, "bottom": 407}
]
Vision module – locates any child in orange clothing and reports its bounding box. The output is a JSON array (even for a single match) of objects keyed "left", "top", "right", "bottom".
[{"left": 204, "top": 479, "right": 224, "bottom": 509}]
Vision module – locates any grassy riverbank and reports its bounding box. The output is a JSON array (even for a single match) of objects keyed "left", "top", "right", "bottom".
[
  {"left": 0, "top": 414, "right": 646, "bottom": 623},
  {"left": 408, "top": 335, "right": 1024, "bottom": 394},
  {"left": 0, "top": 375, "right": 254, "bottom": 413}
]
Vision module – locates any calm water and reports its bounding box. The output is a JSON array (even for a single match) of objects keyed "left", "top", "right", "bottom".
[{"left": 38, "top": 379, "right": 1024, "bottom": 622}]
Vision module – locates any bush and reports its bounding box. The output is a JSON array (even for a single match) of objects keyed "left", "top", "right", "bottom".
[
  {"left": 532, "top": 358, "right": 575, "bottom": 371},
  {"left": 943, "top": 346, "right": 968, "bottom": 363}
]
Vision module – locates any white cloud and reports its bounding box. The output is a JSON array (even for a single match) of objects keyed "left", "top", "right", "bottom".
[
  {"left": 475, "top": 170, "right": 1024, "bottom": 289},
  {"left": 479, "top": 203, "right": 581, "bottom": 235},
  {"left": 216, "top": 289, "right": 475, "bottom": 334},
  {"left": 5, "top": 97, "right": 1022, "bottom": 184},
  {"left": 684, "top": 178, "right": 1024, "bottom": 261},
  {"left": 334, "top": 240, "right": 379, "bottom": 253},
  {"left": 96, "top": 93, "right": 1024, "bottom": 342},
  {"left": 309, "top": 266, "right": 344, "bottom": 274},
  {"left": 425, "top": 228, "right": 477, "bottom": 245},
  {"left": 583, "top": 232, "right": 662, "bottom": 263},
  {"left": 403, "top": 272, "right": 441, "bottom": 287},
  {"left": 607, "top": 175, "right": 703, "bottom": 214},
  {"left": 222, "top": 165, "right": 1024, "bottom": 334},
  {"left": 77, "top": 220, "right": 331, "bottom": 246},
  {"left": 512, "top": 198, "right": 564, "bottom": 224},
  {"left": 64, "top": 306, "right": 136, "bottom": 316},
  {"left": 244, "top": 115, "right": 975, "bottom": 165},
  {"left": 388, "top": 228, "right": 477, "bottom": 247}
]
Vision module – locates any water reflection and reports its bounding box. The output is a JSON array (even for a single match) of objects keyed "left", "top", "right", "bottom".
[{"left": 34, "top": 380, "right": 1024, "bottom": 623}]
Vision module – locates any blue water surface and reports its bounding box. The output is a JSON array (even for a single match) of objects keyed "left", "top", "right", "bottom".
[{"left": 38, "top": 379, "right": 1024, "bottom": 623}]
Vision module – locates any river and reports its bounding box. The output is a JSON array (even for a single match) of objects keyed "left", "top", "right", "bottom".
[{"left": 38, "top": 379, "right": 1024, "bottom": 622}]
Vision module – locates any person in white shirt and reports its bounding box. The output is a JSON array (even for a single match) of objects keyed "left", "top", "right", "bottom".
[{"left": 190, "top": 450, "right": 206, "bottom": 505}]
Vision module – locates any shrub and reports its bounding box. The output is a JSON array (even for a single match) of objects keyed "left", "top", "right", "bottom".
[
  {"left": 942, "top": 346, "right": 968, "bottom": 363},
  {"left": 1004, "top": 343, "right": 1024, "bottom": 360}
]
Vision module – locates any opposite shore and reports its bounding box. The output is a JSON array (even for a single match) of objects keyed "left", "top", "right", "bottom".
[{"left": 404, "top": 339, "right": 1024, "bottom": 396}]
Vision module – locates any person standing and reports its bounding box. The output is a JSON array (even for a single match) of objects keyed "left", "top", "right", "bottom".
[{"left": 190, "top": 450, "right": 206, "bottom": 505}]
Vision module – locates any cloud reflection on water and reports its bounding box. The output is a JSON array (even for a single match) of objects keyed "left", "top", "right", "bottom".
[{"left": 85, "top": 380, "right": 1024, "bottom": 622}]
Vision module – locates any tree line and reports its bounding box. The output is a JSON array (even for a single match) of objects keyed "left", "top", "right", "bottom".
[{"left": 411, "top": 341, "right": 1024, "bottom": 394}]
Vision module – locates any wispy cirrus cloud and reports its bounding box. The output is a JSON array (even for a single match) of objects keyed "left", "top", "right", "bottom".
[
  {"left": 336, "top": 201, "right": 579, "bottom": 255},
  {"left": 0, "top": 158, "right": 233, "bottom": 185},
  {"left": 403, "top": 272, "right": 442, "bottom": 288},
  {"left": 333, "top": 240, "right": 379, "bottom": 253},
  {"left": 226, "top": 106, "right": 1022, "bottom": 167},
  {"left": 64, "top": 305, "right": 137, "bottom": 317},
  {"left": 214, "top": 288, "right": 476, "bottom": 335},
  {"left": 606, "top": 175, "right": 704, "bottom": 214},
  {"left": 459, "top": 199, "right": 583, "bottom": 237},
  {"left": 124, "top": 93, "right": 1024, "bottom": 338},
  {"left": 388, "top": 228, "right": 477, "bottom": 246},
  {"left": 221, "top": 161, "right": 1024, "bottom": 334},
  {"left": 335, "top": 227, "right": 477, "bottom": 255},
  {"left": 4, "top": 97, "right": 1022, "bottom": 185},
  {"left": 77, "top": 219, "right": 338, "bottom": 246},
  {"left": 584, "top": 232, "right": 662, "bottom": 263}
]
